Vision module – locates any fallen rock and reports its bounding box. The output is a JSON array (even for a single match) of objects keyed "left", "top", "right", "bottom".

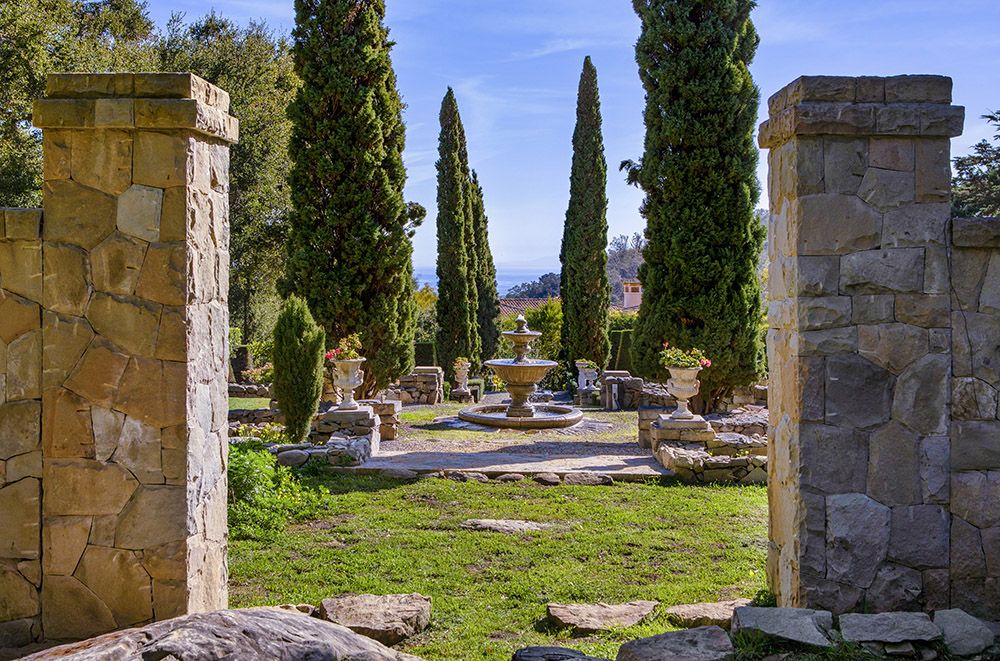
[
  {"left": 562, "top": 473, "right": 613, "bottom": 486},
  {"left": 884, "top": 641, "right": 915, "bottom": 657},
  {"left": 461, "top": 519, "right": 556, "bottom": 534},
  {"left": 617, "top": 625, "right": 734, "bottom": 661},
  {"left": 546, "top": 601, "right": 658, "bottom": 634},
  {"left": 277, "top": 603, "right": 316, "bottom": 616},
  {"left": 276, "top": 449, "right": 310, "bottom": 467},
  {"left": 666, "top": 599, "right": 751, "bottom": 630},
  {"left": 317, "top": 593, "right": 431, "bottom": 646},
  {"left": 512, "top": 646, "right": 609, "bottom": 660},
  {"left": 839, "top": 612, "right": 941, "bottom": 644},
  {"left": 496, "top": 473, "right": 525, "bottom": 482},
  {"left": 444, "top": 470, "right": 489, "bottom": 483},
  {"left": 21, "top": 607, "right": 423, "bottom": 660},
  {"left": 933, "top": 609, "right": 995, "bottom": 656},
  {"left": 534, "top": 472, "right": 561, "bottom": 486},
  {"left": 731, "top": 606, "right": 833, "bottom": 648}
]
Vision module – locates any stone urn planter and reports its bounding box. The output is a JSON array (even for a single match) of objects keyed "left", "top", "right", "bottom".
[
  {"left": 453, "top": 360, "right": 471, "bottom": 399},
  {"left": 332, "top": 358, "right": 366, "bottom": 410},
  {"left": 665, "top": 366, "right": 702, "bottom": 420},
  {"left": 575, "top": 360, "right": 600, "bottom": 405}
]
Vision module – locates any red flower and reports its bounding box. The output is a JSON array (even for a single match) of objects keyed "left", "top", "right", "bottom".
[{"left": 700, "top": 358, "right": 712, "bottom": 368}]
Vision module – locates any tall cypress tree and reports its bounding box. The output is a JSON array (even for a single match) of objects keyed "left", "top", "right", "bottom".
[
  {"left": 471, "top": 171, "right": 500, "bottom": 361},
  {"left": 435, "top": 89, "right": 474, "bottom": 380},
  {"left": 284, "top": 0, "right": 423, "bottom": 394},
  {"left": 624, "top": 0, "right": 764, "bottom": 408},
  {"left": 560, "top": 56, "right": 611, "bottom": 371},
  {"left": 456, "top": 118, "right": 481, "bottom": 369}
]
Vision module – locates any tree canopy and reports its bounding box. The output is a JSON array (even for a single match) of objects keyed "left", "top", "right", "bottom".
[{"left": 953, "top": 111, "right": 1000, "bottom": 218}]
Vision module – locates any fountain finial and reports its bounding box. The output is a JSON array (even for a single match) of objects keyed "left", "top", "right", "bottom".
[{"left": 514, "top": 315, "right": 529, "bottom": 333}]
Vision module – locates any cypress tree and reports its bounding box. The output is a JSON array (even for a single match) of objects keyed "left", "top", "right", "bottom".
[
  {"left": 456, "top": 117, "right": 481, "bottom": 369},
  {"left": 624, "top": 0, "right": 765, "bottom": 408},
  {"left": 272, "top": 296, "right": 326, "bottom": 443},
  {"left": 284, "top": 0, "right": 422, "bottom": 395},
  {"left": 471, "top": 171, "right": 500, "bottom": 361},
  {"left": 560, "top": 56, "right": 611, "bottom": 372},
  {"left": 435, "top": 89, "right": 474, "bottom": 380}
]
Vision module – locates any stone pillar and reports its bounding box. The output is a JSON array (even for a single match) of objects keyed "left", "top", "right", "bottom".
[
  {"left": 14, "top": 73, "right": 237, "bottom": 642},
  {"left": 761, "top": 75, "right": 963, "bottom": 613}
]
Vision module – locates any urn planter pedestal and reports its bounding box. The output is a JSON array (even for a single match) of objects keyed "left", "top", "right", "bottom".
[
  {"left": 332, "top": 358, "right": 366, "bottom": 410},
  {"left": 452, "top": 361, "right": 473, "bottom": 403},
  {"left": 575, "top": 361, "right": 600, "bottom": 406}
]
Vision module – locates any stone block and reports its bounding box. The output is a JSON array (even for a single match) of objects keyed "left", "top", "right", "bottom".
[
  {"left": 857, "top": 323, "right": 928, "bottom": 374},
  {"left": 826, "top": 493, "right": 890, "bottom": 588},
  {"left": 0, "top": 291, "right": 41, "bottom": 346},
  {"left": 796, "top": 256, "right": 840, "bottom": 296},
  {"left": 892, "top": 354, "right": 950, "bottom": 436},
  {"left": 69, "top": 129, "right": 132, "bottom": 195},
  {"left": 840, "top": 248, "right": 925, "bottom": 294},
  {"left": 799, "top": 357, "right": 825, "bottom": 421},
  {"left": 90, "top": 233, "right": 146, "bottom": 296},
  {"left": 881, "top": 202, "right": 949, "bottom": 247},
  {"left": 884, "top": 75, "right": 952, "bottom": 104},
  {"left": 914, "top": 139, "right": 951, "bottom": 202},
  {"left": 924, "top": 246, "right": 949, "bottom": 294},
  {"left": 134, "top": 243, "right": 187, "bottom": 306},
  {"left": 869, "top": 137, "right": 914, "bottom": 171},
  {"left": 952, "top": 311, "right": 1000, "bottom": 387},
  {"left": 919, "top": 436, "right": 950, "bottom": 505},
  {"left": 839, "top": 611, "right": 942, "bottom": 643},
  {"left": 825, "top": 353, "right": 892, "bottom": 430},
  {"left": 115, "top": 485, "right": 188, "bottom": 549},
  {"left": 951, "top": 421, "right": 1000, "bottom": 471},
  {"left": 42, "top": 311, "right": 93, "bottom": 390},
  {"left": 799, "top": 327, "right": 857, "bottom": 356},
  {"left": 0, "top": 240, "right": 43, "bottom": 302},
  {"left": 823, "top": 138, "right": 867, "bottom": 194},
  {"left": 888, "top": 504, "right": 950, "bottom": 569},
  {"left": 41, "top": 388, "right": 94, "bottom": 459},
  {"left": 87, "top": 292, "right": 160, "bottom": 358},
  {"left": 117, "top": 185, "right": 163, "bottom": 242},
  {"left": 868, "top": 421, "right": 922, "bottom": 506},
  {"left": 950, "top": 249, "right": 990, "bottom": 312},
  {"left": 796, "top": 195, "right": 881, "bottom": 255},
  {"left": 43, "top": 180, "right": 116, "bottom": 250},
  {"left": 895, "top": 293, "right": 949, "bottom": 328},
  {"left": 0, "top": 567, "right": 39, "bottom": 621},
  {"left": 866, "top": 564, "right": 922, "bottom": 612},
  {"left": 857, "top": 167, "right": 914, "bottom": 211},
  {"left": 797, "top": 296, "right": 852, "bottom": 331},
  {"left": 42, "top": 130, "right": 71, "bottom": 181},
  {"left": 75, "top": 545, "right": 153, "bottom": 627},
  {"left": 5, "top": 209, "right": 42, "bottom": 240},
  {"left": 43, "top": 459, "right": 138, "bottom": 516},
  {"left": 133, "top": 132, "right": 193, "bottom": 189},
  {"left": 979, "top": 252, "right": 1000, "bottom": 315},
  {"left": 800, "top": 424, "right": 867, "bottom": 493},
  {"left": 41, "top": 574, "right": 116, "bottom": 640},
  {"left": 953, "top": 217, "right": 1000, "bottom": 248},
  {"left": 0, "top": 478, "right": 40, "bottom": 559},
  {"left": 0, "top": 400, "right": 41, "bottom": 459},
  {"left": 42, "top": 243, "right": 90, "bottom": 316},
  {"left": 64, "top": 337, "right": 130, "bottom": 408},
  {"left": 114, "top": 416, "right": 163, "bottom": 484},
  {"left": 7, "top": 329, "right": 42, "bottom": 400},
  {"left": 951, "top": 516, "right": 986, "bottom": 580},
  {"left": 6, "top": 450, "right": 41, "bottom": 482},
  {"left": 951, "top": 471, "right": 1000, "bottom": 529}
]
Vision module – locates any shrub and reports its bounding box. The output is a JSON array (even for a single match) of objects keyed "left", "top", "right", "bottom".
[
  {"left": 229, "top": 326, "right": 243, "bottom": 359},
  {"left": 272, "top": 296, "right": 325, "bottom": 443},
  {"left": 608, "top": 310, "right": 637, "bottom": 332},
  {"left": 247, "top": 337, "right": 274, "bottom": 366},
  {"left": 242, "top": 363, "right": 274, "bottom": 384}
]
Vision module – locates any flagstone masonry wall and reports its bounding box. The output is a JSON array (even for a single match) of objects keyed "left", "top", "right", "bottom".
[
  {"left": 0, "top": 73, "right": 237, "bottom": 644},
  {"left": 763, "top": 74, "right": 999, "bottom": 620}
]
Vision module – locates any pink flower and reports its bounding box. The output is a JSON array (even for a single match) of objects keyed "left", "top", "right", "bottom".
[
  {"left": 700, "top": 358, "right": 712, "bottom": 368},
  {"left": 325, "top": 350, "right": 335, "bottom": 361}
]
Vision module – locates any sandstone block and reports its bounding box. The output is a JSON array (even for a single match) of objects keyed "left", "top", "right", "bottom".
[
  {"left": 69, "top": 129, "right": 132, "bottom": 195},
  {"left": 41, "top": 388, "right": 94, "bottom": 459},
  {"left": 42, "top": 311, "right": 93, "bottom": 390},
  {"left": 117, "top": 185, "right": 163, "bottom": 242},
  {"left": 0, "top": 567, "right": 39, "bottom": 621},
  {"left": 154, "top": 306, "right": 186, "bottom": 362},
  {"left": 76, "top": 545, "right": 153, "bottom": 627},
  {"left": 42, "top": 181, "right": 116, "bottom": 251},
  {"left": 546, "top": 601, "right": 658, "bottom": 634},
  {"left": 43, "top": 459, "right": 138, "bottom": 515},
  {"left": 882, "top": 202, "right": 949, "bottom": 247},
  {"left": 115, "top": 485, "right": 187, "bottom": 549},
  {"left": 924, "top": 246, "right": 949, "bottom": 294},
  {"left": 42, "top": 516, "right": 91, "bottom": 575},
  {"left": 869, "top": 137, "right": 914, "bottom": 171},
  {"left": 884, "top": 75, "right": 952, "bottom": 104},
  {"left": 953, "top": 217, "right": 1000, "bottom": 248},
  {"left": 90, "top": 233, "right": 147, "bottom": 295},
  {"left": 0, "top": 291, "right": 41, "bottom": 344},
  {"left": 857, "top": 167, "right": 914, "bottom": 210},
  {"left": 64, "top": 336, "right": 130, "bottom": 408},
  {"left": 823, "top": 138, "right": 867, "bottom": 194},
  {"left": 664, "top": 599, "right": 749, "bottom": 630},
  {"left": 826, "top": 493, "right": 890, "bottom": 588},
  {"left": 6, "top": 450, "right": 41, "bottom": 482},
  {"left": 87, "top": 292, "right": 161, "bottom": 358},
  {"left": 0, "top": 240, "right": 43, "bottom": 301},
  {"left": 0, "top": 400, "right": 41, "bottom": 459},
  {"left": 317, "top": 593, "right": 431, "bottom": 646},
  {"left": 0, "top": 478, "right": 40, "bottom": 559},
  {"left": 113, "top": 416, "right": 163, "bottom": 484},
  {"left": 4, "top": 209, "right": 42, "bottom": 240},
  {"left": 7, "top": 329, "right": 42, "bottom": 400},
  {"left": 980, "top": 252, "right": 1000, "bottom": 315},
  {"left": 41, "top": 574, "right": 117, "bottom": 640},
  {"left": 840, "top": 248, "right": 924, "bottom": 294},
  {"left": 914, "top": 139, "right": 951, "bottom": 202},
  {"left": 133, "top": 132, "right": 193, "bottom": 188},
  {"left": 135, "top": 243, "right": 186, "bottom": 306}
]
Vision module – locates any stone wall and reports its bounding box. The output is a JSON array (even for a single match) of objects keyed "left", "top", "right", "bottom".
[
  {"left": 761, "top": 74, "right": 1000, "bottom": 618},
  {"left": 390, "top": 367, "right": 444, "bottom": 405},
  {"left": 0, "top": 73, "right": 237, "bottom": 644}
]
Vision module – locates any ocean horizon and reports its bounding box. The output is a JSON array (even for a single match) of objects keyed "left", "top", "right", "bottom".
[{"left": 414, "top": 266, "right": 560, "bottom": 298}]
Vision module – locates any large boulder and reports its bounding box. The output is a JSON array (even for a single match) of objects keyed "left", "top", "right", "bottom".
[
  {"left": 546, "top": 601, "right": 658, "bottom": 634},
  {"left": 317, "top": 594, "right": 431, "bottom": 646},
  {"left": 21, "top": 607, "right": 423, "bottom": 660},
  {"left": 616, "top": 626, "right": 734, "bottom": 661},
  {"left": 665, "top": 599, "right": 750, "bottom": 630}
]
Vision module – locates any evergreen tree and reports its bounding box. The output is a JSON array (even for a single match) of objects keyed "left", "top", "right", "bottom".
[
  {"left": 623, "top": 0, "right": 765, "bottom": 409},
  {"left": 471, "top": 171, "right": 500, "bottom": 361},
  {"left": 456, "top": 116, "right": 481, "bottom": 369},
  {"left": 560, "top": 56, "right": 611, "bottom": 372},
  {"left": 284, "top": 0, "right": 422, "bottom": 395},
  {"left": 435, "top": 89, "right": 473, "bottom": 380},
  {"left": 272, "top": 296, "right": 325, "bottom": 443}
]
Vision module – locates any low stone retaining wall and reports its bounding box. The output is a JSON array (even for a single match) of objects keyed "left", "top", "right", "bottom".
[
  {"left": 650, "top": 408, "right": 769, "bottom": 485},
  {"left": 358, "top": 399, "right": 402, "bottom": 440},
  {"left": 309, "top": 406, "right": 380, "bottom": 448},
  {"left": 228, "top": 407, "right": 281, "bottom": 429},
  {"left": 231, "top": 435, "right": 375, "bottom": 469},
  {"left": 229, "top": 382, "right": 271, "bottom": 398},
  {"left": 388, "top": 366, "right": 444, "bottom": 405}
]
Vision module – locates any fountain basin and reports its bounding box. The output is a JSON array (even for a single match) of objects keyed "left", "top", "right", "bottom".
[
  {"left": 458, "top": 404, "right": 583, "bottom": 429},
  {"left": 485, "top": 358, "right": 558, "bottom": 386}
]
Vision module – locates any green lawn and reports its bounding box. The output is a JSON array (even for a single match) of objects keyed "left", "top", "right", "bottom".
[
  {"left": 229, "top": 474, "right": 768, "bottom": 660},
  {"left": 229, "top": 397, "right": 271, "bottom": 410}
]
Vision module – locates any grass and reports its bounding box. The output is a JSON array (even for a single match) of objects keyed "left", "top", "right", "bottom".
[
  {"left": 230, "top": 396, "right": 271, "bottom": 410},
  {"left": 229, "top": 473, "right": 768, "bottom": 660}
]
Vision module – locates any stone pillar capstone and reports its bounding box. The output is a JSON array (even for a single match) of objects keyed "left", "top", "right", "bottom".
[
  {"left": 761, "top": 75, "right": 963, "bottom": 613},
  {"left": 1, "top": 73, "right": 237, "bottom": 643}
]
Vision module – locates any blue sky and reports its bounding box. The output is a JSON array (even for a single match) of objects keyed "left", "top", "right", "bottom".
[{"left": 147, "top": 1, "right": 1000, "bottom": 272}]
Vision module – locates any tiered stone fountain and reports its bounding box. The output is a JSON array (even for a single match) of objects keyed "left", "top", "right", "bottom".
[{"left": 459, "top": 316, "right": 583, "bottom": 429}]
